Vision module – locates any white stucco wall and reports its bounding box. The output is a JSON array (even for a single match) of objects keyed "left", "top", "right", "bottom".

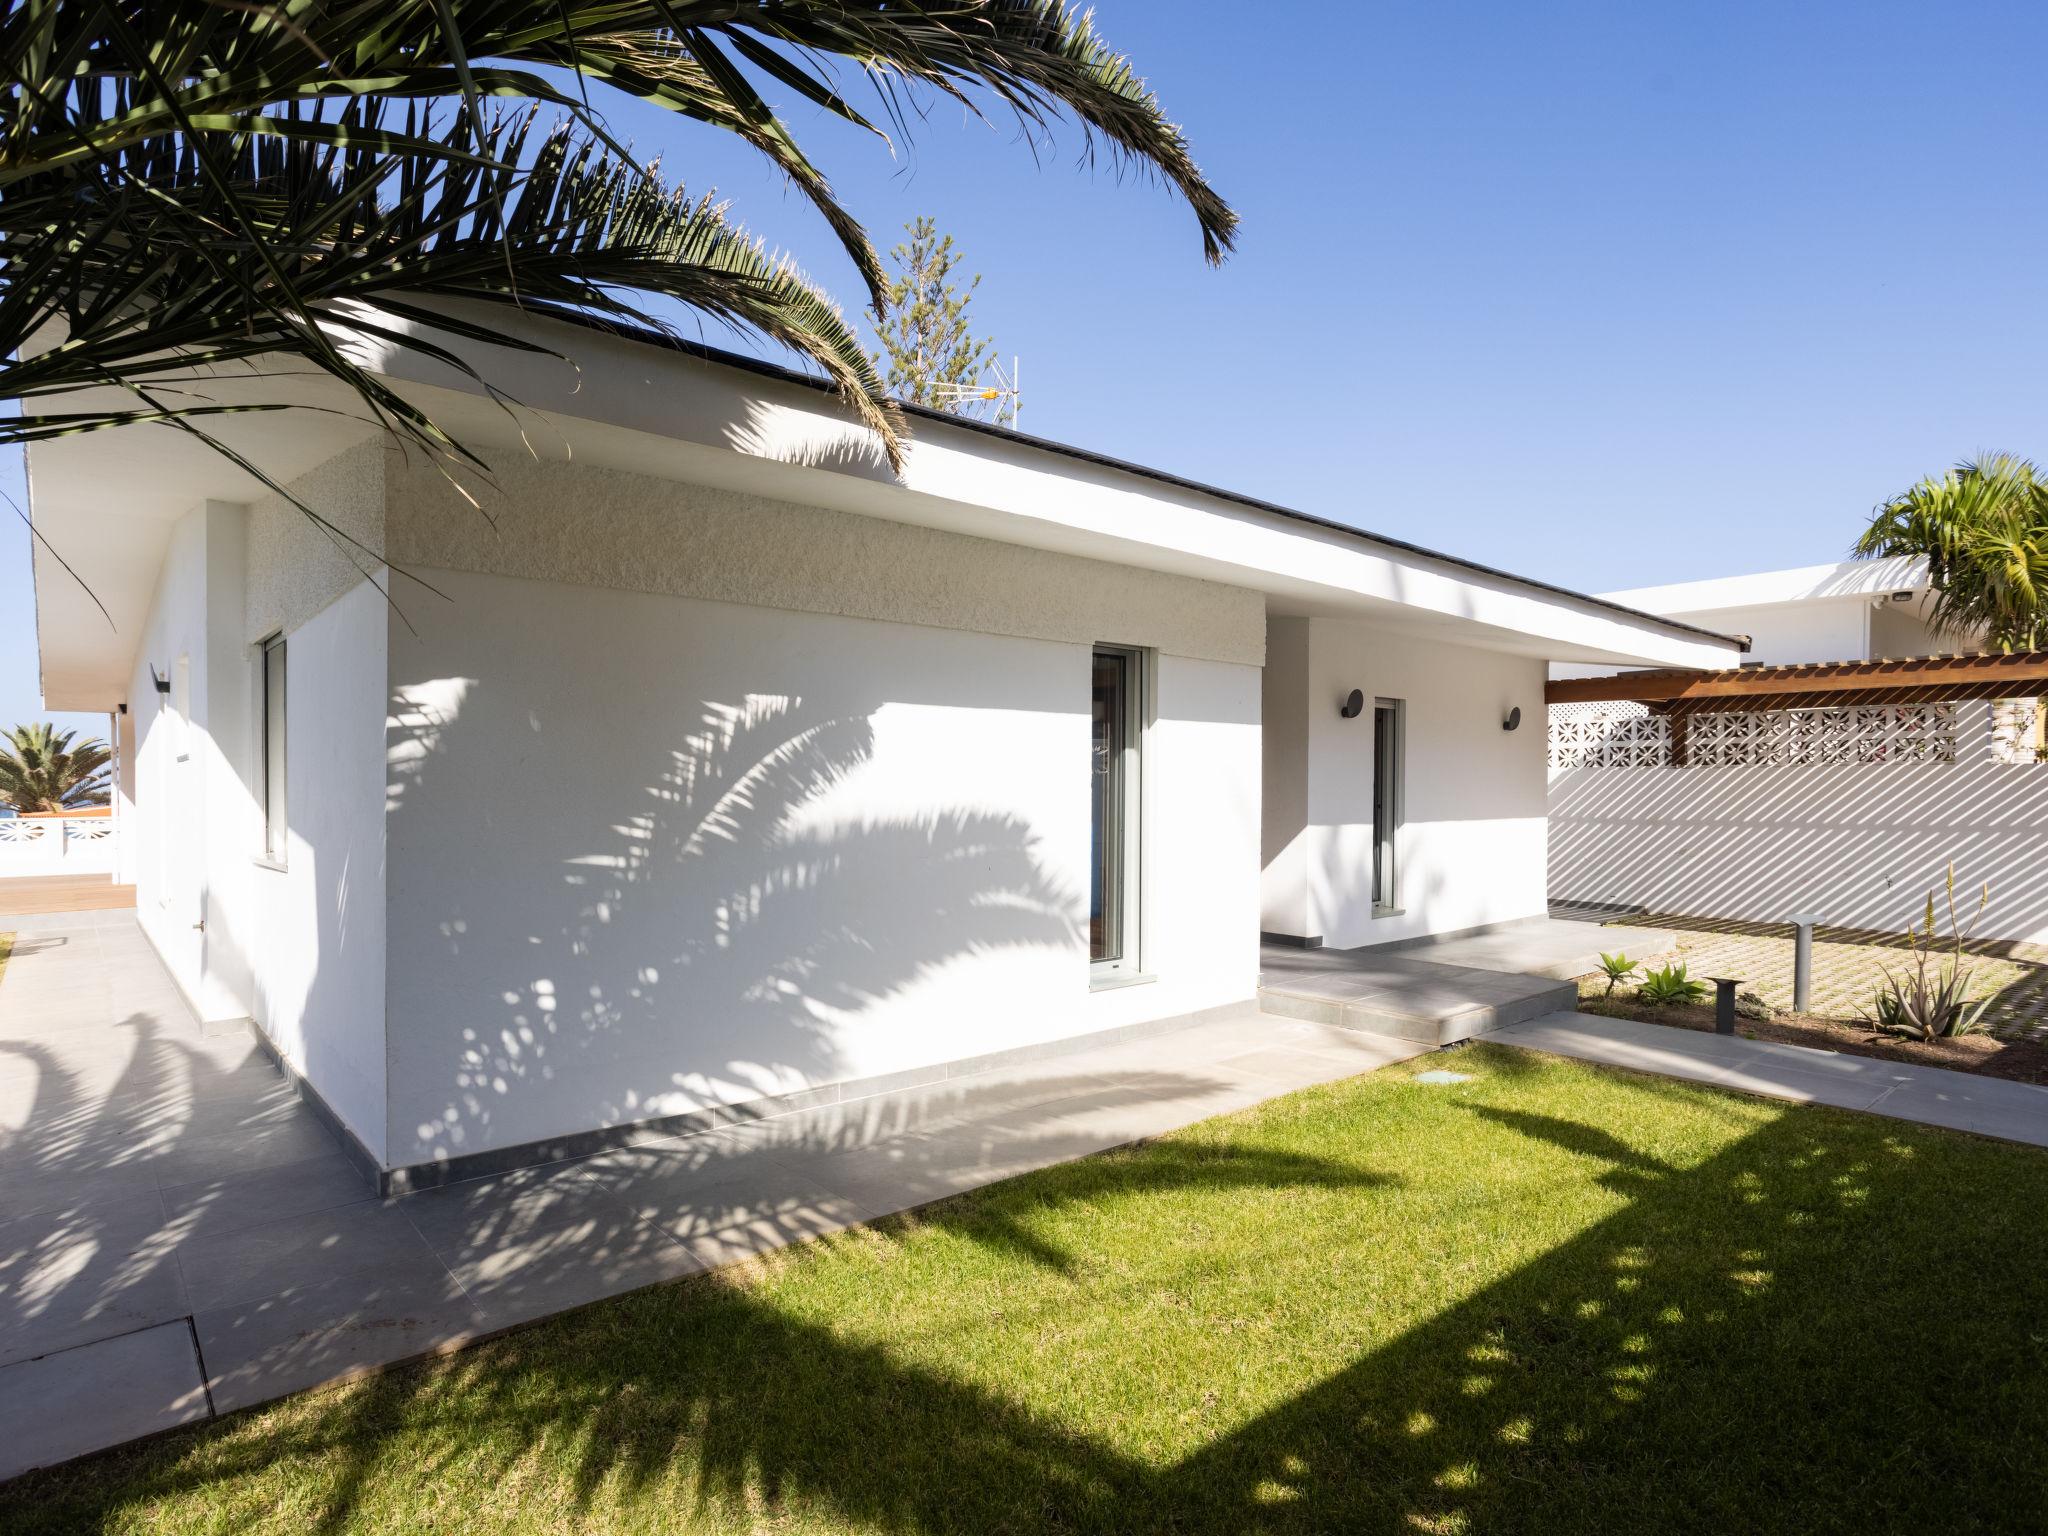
[
  {"left": 1868, "top": 601, "right": 1950, "bottom": 660},
  {"left": 382, "top": 566, "right": 1260, "bottom": 1168},
  {"left": 240, "top": 577, "right": 391, "bottom": 1160},
  {"left": 128, "top": 501, "right": 251, "bottom": 1020},
  {"left": 1658, "top": 601, "right": 1868, "bottom": 668},
  {"left": 119, "top": 471, "right": 391, "bottom": 1156},
  {"left": 1262, "top": 617, "right": 1550, "bottom": 949},
  {"left": 1550, "top": 706, "right": 2048, "bottom": 944}
]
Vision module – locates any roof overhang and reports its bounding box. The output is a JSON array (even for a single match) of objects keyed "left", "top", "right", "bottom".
[
  {"left": 29, "top": 305, "right": 1746, "bottom": 709},
  {"left": 1547, "top": 651, "right": 2048, "bottom": 715}
]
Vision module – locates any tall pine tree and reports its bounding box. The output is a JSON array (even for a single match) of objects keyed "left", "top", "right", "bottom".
[{"left": 869, "top": 218, "right": 1011, "bottom": 424}]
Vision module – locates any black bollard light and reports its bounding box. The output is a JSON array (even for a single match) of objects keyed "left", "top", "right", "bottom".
[{"left": 1710, "top": 977, "right": 1740, "bottom": 1036}]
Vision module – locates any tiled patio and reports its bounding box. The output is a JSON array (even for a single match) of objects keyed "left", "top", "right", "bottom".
[{"left": 0, "top": 908, "right": 1424, "bottom": 1481}]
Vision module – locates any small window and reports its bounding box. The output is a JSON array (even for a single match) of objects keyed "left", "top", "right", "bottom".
[
  {"left": 261, "top": 633, "right": 287, "bottom": 865},
  {"left": 1090, "top": 646, "right": 1143, "bottom": 979},
  {"left": 1371, "top": 698, "right": 1403, "bottom": 914}
]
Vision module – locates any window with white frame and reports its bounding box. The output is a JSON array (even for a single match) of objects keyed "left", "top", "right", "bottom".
[
  {"left": 1090, "top": 646, "right": 1144, "bottom": 979},
  {"left": 261, "top": 633, "right": 287, "bottom": 864}
]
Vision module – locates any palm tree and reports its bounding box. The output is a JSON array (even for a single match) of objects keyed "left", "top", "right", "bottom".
[
  {"left": 1854, "top": 455, "right": 2048, "bottom": 652},
  {"left": 0, "top": 724, "right": 112, "bottom": 814},
  {"left": 0, "top": 1, "right": 1236, "bottom": 493}
]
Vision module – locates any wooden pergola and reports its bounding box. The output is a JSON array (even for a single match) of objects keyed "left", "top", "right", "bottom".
[
  {"left": 1546, "top": 651, "right": 2048, "bottom": 764},
  {"left": 1547, "top": 651, "right": 2048, "bottom": 715}
]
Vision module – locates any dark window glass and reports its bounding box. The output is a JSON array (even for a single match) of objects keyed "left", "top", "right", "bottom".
[
  {"left": 1372, "top": 701, "right": 1400, "bottom": 909},
  {"left": 1090, "top": 649, "right": 1130, "bottom": 964}
]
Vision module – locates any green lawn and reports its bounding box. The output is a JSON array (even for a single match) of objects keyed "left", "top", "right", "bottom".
[
  {"left": 0, "top": 931, "right": 11, "bottom": 983},
  {"left": 9, "top": 1046, "right": 2048, "bottom": 1534}
]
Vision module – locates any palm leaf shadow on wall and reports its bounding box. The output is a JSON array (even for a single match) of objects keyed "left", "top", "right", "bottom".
[{"left": 386, "top": 690, "right": 1084, "bottom": 1161}]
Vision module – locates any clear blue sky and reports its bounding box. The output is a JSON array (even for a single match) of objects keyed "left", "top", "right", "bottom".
[{"left": 6, "top": 0, "right": 2046, "bottom": 735}]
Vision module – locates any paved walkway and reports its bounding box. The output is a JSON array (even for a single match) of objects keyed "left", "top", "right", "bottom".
[
  {"left": 1390, "top": 915, "right": 1675, "bottom": 981},
  {"left": 1493, "top": 1012, "right": 2048, "bottom": 1147},
  {"left": 0, "top": 910, "right": 1424, "bottom": 1481}
]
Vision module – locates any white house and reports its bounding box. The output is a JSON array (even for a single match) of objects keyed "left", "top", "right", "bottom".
[
  {"left": 1556, "top": 556, "right": 1949, "bottom": 674},
  {"left": 28, "top": 310, "right": 1739, "bottom": 1189}
]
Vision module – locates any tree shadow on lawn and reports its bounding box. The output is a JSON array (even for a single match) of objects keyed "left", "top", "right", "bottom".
[{"left": 11, "top": 1068, "right": 2048, "bottom": 1534}]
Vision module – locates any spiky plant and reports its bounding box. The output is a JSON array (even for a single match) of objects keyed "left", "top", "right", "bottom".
[
  {"left": 1864, "top": 864, "right": 1995, "bottom": 1042},
  {"left": 0, "top": 723, "right": 112, "bottom": 813},
  {"left": 1595, "top": 950, "right": 1639, "bottom": 997},
  {"left": 0, "top": 1, "right": 1235, "bottom": 488}
]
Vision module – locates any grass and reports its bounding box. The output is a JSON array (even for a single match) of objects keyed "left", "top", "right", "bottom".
[
  {"left": 0, "top": 931, "right": 10, "bottom": 984},
  {"left": 7, "top": 1046, "right": 2048, "bottom": 1533}
]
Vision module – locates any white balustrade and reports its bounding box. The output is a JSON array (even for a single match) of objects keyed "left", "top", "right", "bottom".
[{"left": 0, "top": 817, "right": 121, "bottom": 874}]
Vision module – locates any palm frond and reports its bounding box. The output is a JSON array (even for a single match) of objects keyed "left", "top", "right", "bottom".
[
  {"left": 0, "top": 104, "right": 901, "bottom": 471},
  {"left": 1, "top": 0, "right": 1236, "bottom": 306},
  {"left": 0, "top": 722, "right": 112, "bottom": 812},
  {"left": 1856, "top": 454, "right": 2048, "bottom": 651}
]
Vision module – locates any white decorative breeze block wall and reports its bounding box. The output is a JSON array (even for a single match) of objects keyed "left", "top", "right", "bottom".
[{"left": 1548, "top": 700, "right": 2048, "bottom": 943}]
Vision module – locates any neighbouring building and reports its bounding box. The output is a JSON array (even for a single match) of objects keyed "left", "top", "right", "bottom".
[
  {"left": 28, "top": 307, "right": 1738, "bottom": 1190},
  {"left": 1552, "top": 556, "right": 1951, "bottom": 679}
]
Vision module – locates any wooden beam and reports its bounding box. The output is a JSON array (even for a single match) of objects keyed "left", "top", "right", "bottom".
[{"left": 1546, "top": 651, "right": 2048, "bottom": 706}]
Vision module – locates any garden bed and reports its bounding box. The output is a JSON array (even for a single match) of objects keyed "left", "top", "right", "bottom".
[{"left": 1575, "top": 982, "right": 2048, "bottom": 1084}]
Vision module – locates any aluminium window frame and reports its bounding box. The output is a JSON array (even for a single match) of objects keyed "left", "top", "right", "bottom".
[
  {"left": 1371, "top": 696, "right": 1405, "bottom": 917},
  {"left": 1089, "top": 643, "right": 1150, "bottom": 986},
  {"left": 258, "top": 631, "right": 288, "bottom": 870}
]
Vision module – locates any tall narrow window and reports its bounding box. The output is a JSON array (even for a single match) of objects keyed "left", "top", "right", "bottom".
[
  {"left": 261, "top": 633, "right": 287, "bottom": 865},
  {"left": 1090, "top": 646, "right": 1143, "bottom": 977},
  {"left": 1371, "top": 698, "right": 1403, "bottom": 914}
]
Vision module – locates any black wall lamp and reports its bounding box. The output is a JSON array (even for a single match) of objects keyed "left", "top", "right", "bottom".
[
  {"left": 1503, "top": 706, "right": 1522, "bottom": 732},
  {"left": 150, "top": 666, "right": 171, "bottom": 695},
  {"left": 1339, "top": 688, "right": 1365, "bottom": 719}
]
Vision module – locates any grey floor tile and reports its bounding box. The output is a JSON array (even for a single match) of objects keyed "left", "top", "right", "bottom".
[
  {"left": 0, "top": 1192, "right": 190, "bottom": 1367},
  {"left": 1213, "top": 1046, "right": 1364, "bottom": 1087},
  {"left": 159, "top": 1152, "right": 376, "bottom": 1239},
  {"left": 176, "top": 1199, "right": 441, "bottom": 1313},
  {"left": 454, "top": 1210, "right": 705, "bottom": 1332},
  {"left": 1873, "top": 1082, "right": 2048, "bottom": 1144},
  {"left": 0, "top": 1156, "right": 165, "bottom": 1222},
  {"left": 0, "top": 1319, "right": 210, "bottom": 1481},
  {"left": 578, "top": 1135, "right": 881, "bottom": 1243},
  {"left": 396, "top": 1161, "right": 632, "bottom": 1259},
  {"left": 149, "top": 1112, "right": 340, "bottom": 1186},
  {"left": 196, "top": 1261, "right": 485, "bottom": 1414}
]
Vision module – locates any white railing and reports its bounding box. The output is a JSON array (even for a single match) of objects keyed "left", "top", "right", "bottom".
[{"left": 0, "top": 818, "right": 121, "bottom": 874}]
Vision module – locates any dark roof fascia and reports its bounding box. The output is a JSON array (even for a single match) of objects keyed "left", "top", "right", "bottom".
[{"left": 537, "top": 314, "right": 1748, "bottom": 655}]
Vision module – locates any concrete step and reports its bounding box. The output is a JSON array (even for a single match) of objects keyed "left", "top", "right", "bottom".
[{"left": 1258, "top": 976, "right": 1579, "bottom": 1047}]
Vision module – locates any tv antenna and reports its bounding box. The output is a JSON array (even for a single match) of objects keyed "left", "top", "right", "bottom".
[{"left": 932, "top": 356, "right": 1022, "bottom": 430}]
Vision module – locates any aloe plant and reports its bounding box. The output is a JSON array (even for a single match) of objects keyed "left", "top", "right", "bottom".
[
  {"left": 1637, "top": 961, "right": 1707, "bottom": 1007},
  {"left": 1864, "top": 865, "right": 1995, "bottom": 1041}
]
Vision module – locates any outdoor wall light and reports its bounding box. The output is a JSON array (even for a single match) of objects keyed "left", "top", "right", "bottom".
[
  {"left": 150, "top": 666, "right": 171, "bottom": 695},
  {"left": 1339, "top": 688, "right": 1365, "bottom": 719},
  {"left": 1503, "top": 706, "right": 1522, "bottom": 732}
]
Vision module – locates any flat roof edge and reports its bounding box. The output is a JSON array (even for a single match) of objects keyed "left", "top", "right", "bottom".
[{"left": 524, "top": 314, "right": 1749, "bottom": 657}]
